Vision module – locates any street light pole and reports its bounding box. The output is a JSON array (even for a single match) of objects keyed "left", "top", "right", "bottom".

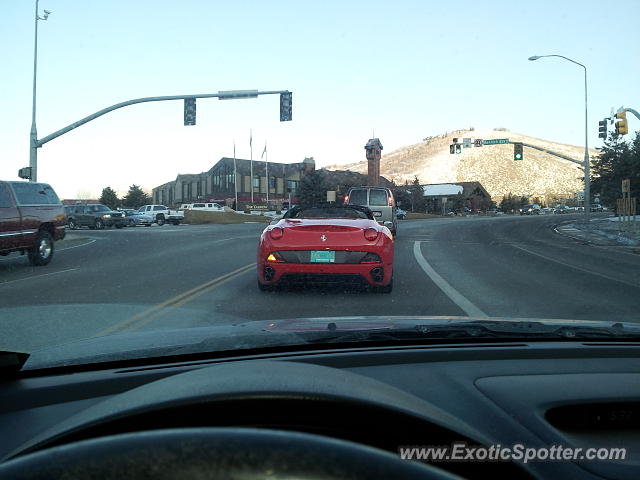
[
  {"left": 528, "top": 54, "right": 591, "bottom": 224},
  {"left": 29, "top": 0, "right": 40, "bottom": 182},
  {"left": 29, "top": 0, "right": 50, "bottom": 182}
]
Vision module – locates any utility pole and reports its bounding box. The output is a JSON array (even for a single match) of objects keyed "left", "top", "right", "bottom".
[
  {"left": 29, "top": 0, "right": 51, "bottom": 182},
  {"left": 529, "top": 54, "right": 591, "bottom": 224}
]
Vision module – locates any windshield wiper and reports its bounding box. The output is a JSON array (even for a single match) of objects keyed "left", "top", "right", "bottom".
[
  {"left": 301, "top": 321, "right": 638, "bottom": 344},
  {"left": 0, "top": 351, "right": 30, "bottom": 375}
]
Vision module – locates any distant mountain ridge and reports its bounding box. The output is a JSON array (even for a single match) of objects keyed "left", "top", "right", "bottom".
[{"left": 327, "top": 129, "right": 598, "bottom": 201}]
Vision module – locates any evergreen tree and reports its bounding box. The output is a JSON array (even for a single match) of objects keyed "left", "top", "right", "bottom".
[
  {"left": 410, "top": 176, "right": 425, "bottom": 212},
  {"left": 99, "top": 187, "right": 120, "bottom": 210},
  {"left": 122, "top": 185, "right": 151, "bottom": 208},
  {"left": 297, "top": 171, "right": 328, "bottom": 206},
  {"left": 591, "top": 131, "right": 639, "bottom": 208}
]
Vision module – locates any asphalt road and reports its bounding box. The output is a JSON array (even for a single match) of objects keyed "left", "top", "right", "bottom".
[{"left": 1, "top": 214, "right": 639, "bottom": 353}]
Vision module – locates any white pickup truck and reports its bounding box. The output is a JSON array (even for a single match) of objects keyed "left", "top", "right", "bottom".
[
  {"left": 137, "top": 205, "right": 183, "bottom": 225},
  {"left": 137, "top": 203, "right": 225, "bottom": 226}
]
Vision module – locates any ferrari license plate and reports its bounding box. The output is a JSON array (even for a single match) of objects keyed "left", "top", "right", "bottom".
[{"left": 310, "top": 250, "right": 335, "bottom": 263}]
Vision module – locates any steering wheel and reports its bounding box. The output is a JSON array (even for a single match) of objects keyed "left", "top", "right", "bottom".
[{"left": 0, "top": 427, "right": 463, "bottom": 479}]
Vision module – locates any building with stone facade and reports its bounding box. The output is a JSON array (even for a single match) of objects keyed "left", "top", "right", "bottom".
[{"left": 152, "top": 157, "right": 316, "bottom": 207}]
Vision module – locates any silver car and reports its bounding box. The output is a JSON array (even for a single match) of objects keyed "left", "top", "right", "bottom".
[
  {"left": 121, "top": 209, "right": 154, "bottom": 227},
  {"left": 345, "top": 186, "right": 397, "bottom": 235}
]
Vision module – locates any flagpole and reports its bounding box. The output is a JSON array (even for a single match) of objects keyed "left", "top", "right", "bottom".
[
  {"left": 233, "top": 141, "right": 238, "bottom": 210},
  {"left": 265, "top": 141, "right": 269, "bottom": 204},
  {"left": 250, "top": 129, "right": 253, "bottom": 203}
]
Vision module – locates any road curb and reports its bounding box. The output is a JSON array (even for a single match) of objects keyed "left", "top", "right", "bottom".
[
  {"left": 553, "top": 222, "right": 594, "bottom": 245},
  {"left": 554, "top": 222, "right": 640, "bottom": 253}
]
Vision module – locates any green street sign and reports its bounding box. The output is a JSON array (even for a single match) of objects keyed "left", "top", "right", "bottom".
[{"left": 483, "top": 138, "right": 509, "bottom": 145}]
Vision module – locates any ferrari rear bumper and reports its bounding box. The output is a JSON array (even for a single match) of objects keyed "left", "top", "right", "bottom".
[{"left": 259, "top": 261, "right": 392, "bottom": 287}]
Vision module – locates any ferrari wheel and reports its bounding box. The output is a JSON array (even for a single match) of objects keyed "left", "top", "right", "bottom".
[{"left": 257, "top": 279, "right": 274, "bottom": 292}]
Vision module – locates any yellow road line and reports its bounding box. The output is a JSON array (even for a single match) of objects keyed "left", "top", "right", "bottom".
[
  {"left": 123, "top": 265, "right": 256, "bottom": 332},
  {"left": 94, "top": 263, "right": 256, "bottom": 337}
]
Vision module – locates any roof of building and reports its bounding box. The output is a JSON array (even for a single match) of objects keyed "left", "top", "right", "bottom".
[
  {"left": 422, "top": 184, "right": 464, "bottom": 196},
  {"left": 61, "top": 199, "right": 100, "bottom": 205},
  {"left": 318, "top": 168, "right": 393, "bottom": 191},
  {"left": 364, "top": 138, "right": 384, "bottom": 150},
  {"left": 209, "top": 157, "right": 305, "bottom": 177},
  {"left": 422, "top": 182, "right": 491, "bottom": 199}
]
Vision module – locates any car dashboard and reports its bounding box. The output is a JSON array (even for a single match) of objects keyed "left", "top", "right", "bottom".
[{"left": 1, "top": 341, "right": 639, "bottom": 479}]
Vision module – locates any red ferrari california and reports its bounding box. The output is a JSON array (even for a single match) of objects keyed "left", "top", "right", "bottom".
[{"left": 257, "top": 204, "right": 394, "bottom": 292}]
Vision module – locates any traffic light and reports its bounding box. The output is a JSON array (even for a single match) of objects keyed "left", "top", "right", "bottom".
[
  {"left": 615, "top": 111, "right": 628, "bottom": 135},
  {"left": 452, "top": 138, "right": 458, "bottom": 144},
  {"left": 514, "top": 142, "right": 523, "bottom": 160},
  {"left": 455, "top": 144, "right": 462, "bottom": 154},
  {"left": 449, "top": 144, "right": 455, "bottom": 154},
  {"left": 18, "top": 167, "right": 32, "bottom": 180},
  {"left": 598, "top": 119, "right": 607, "bottom": 139},
  {"left": 280, "top": 92, "right": 292, "bottom": 121},
  {"left": 184, "top": 98, "right": 196, "bottom": 126}
]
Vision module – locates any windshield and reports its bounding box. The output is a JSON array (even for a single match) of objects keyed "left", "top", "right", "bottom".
[{"left": 1, "top": 1, "right": 639, "bottom": 371}]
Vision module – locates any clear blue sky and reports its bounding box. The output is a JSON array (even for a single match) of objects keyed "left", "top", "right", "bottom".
[{"left": 1, "top": 0, "right": 638, "bottom": 198}]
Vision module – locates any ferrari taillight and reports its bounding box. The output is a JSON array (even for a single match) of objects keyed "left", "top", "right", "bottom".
[
  {"left": 267, "top": 252, "right": 284, "bottom": 262},
  {"left": 270, "top": 227, "right": 284, "bottom": 240},
  {"left": 364, "top": 228, "right": 379, "bottom": 241}
]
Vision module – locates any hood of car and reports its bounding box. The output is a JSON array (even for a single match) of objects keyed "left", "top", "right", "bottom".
[{"left": 10, "top": 309, "right": 640, "bottom": 370}]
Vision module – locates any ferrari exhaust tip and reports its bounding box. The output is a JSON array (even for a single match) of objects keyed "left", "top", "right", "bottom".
[
  {"left": 370, "top": 267, "right": 384, "bottom": 283},
  {"left": 264, "top": 266, "right": 276, "bottom": 281}
]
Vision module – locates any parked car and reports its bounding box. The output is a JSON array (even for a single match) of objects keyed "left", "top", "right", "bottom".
[
  {"left": 519, "top": 204, "right": 540, "bottom": 215},
  {"left": 590, "top": 204, "right": 603, "bottom": 212},
  {"left": 554, "top": 205, "right": 572, "bottom": 214},
  {"left": 137, "top": 205, "right": 184, "bottom": 225},
  {"left": 0, "top": 180, "right": 66, "bottom": 265},
  {"left": 67, "top": 204, "right": 126, "bottom": 230},
  {"left": 396, "top": 208, "right": 407, "bottom": 220},
  {"left": 344, "top": 186, "right": 397, "bottom": 235},
  {"left": 120, "top": 209, "right": 153, "bottom": 227}
]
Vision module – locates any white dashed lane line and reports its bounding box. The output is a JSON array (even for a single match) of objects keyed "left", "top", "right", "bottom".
[{"left": 0, "top": 268, "right": 77, "bottom": 287}]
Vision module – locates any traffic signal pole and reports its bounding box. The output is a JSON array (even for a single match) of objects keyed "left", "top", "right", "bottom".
[
  {"left": 508, "top": 141, "right": 585, "bottom": 166},
  {"left": 624, "top": 108, "right": 640, "bottom": 120},
  {"left": 28, "top": 89, "right": 291, "bottom": 181}
]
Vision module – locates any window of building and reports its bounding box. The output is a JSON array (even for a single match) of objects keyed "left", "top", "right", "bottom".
[
  {"left": 253, "top": 177, "right": 260, "bottom": 190},
  {"left": 182, "top": 182, "right": 191, "bottom": 200},
  {"left": 287, "top": 180, "right": 299, "bottom": 193}
]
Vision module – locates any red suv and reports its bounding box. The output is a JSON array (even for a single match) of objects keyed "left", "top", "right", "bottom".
[{"left": 0, "top": 181, "right": 66, "bottom": 265}]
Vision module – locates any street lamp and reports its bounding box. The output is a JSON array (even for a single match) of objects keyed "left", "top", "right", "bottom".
[
  {"left": 29, "top": 0, "right": 51, "bottom": 182},
  {"left": 528, "top": 54, "right": 591, "bottom": 224}
]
